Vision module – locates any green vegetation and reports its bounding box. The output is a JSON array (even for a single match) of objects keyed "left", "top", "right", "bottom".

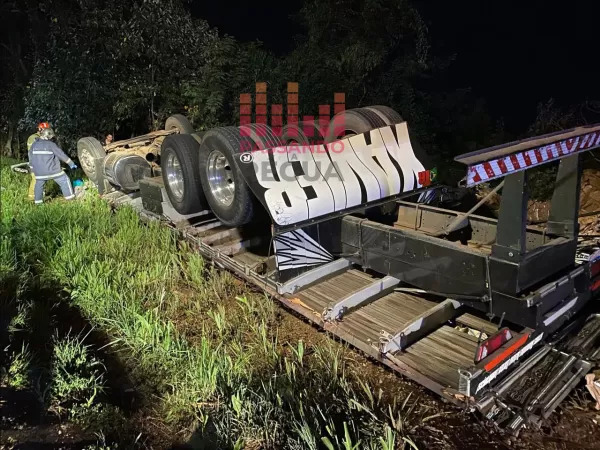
[
  {"left": 1, "top": 0, "right": 510, "bottom": 174},
  {"left": 1, "top": 159, "right": 440, "bottom": 448}
]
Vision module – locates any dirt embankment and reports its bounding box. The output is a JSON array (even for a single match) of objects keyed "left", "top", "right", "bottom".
[{"left": 478, "top": 169, "right": 600, "bottom": 234}]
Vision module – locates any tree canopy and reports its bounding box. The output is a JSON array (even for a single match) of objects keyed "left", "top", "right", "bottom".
[{"left": 0, "top": 0, "right": 572, "bottom": 172}]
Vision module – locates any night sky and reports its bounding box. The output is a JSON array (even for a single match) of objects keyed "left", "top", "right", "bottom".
[{"left": 193, "top": 0, "right": 599, "bottom": 133}]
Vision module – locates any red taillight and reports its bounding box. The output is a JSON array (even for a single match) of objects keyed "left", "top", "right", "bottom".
[
  {"left": 591, "top": 259, "right": 600, "bottom": 278},
  {"left": 475, "top": 328, "right": 513, "bottom": 363},
  {"left": 418, "top": 170, "right": 431, "bottom": 186}
]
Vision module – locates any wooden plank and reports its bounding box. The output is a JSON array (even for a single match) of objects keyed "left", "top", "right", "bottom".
[
  {"left": 456, "top": 313, "right": 498, "bottom": 336},
  {"left": 342, "top": 292, "right": 435, "bottom": 340},
  {"left": 295, "top": 270, "right": 374, "bottom": 311}
]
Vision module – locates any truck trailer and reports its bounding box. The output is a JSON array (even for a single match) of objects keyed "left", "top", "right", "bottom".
[{"left": 77, "top": 106, "right": 600, "bottom": 433}]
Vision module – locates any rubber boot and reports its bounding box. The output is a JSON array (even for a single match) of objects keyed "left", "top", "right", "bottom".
[{"left": 28, "top": 173, "right": 36, "bottom": 200}]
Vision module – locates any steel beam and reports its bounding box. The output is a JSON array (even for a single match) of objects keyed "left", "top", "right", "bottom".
[
  {"left": 322, "top": 276, "right": 400, "bottom": 322},
  {"left": 380, "top": 299, "right": 462, "bottom": 354},
  {"left": 542, "top": 363, "right": 588, "bottom": 418},
  {"left": 191, "top": 220, "right": 222, "bottom": 234},
  {"left": 546, "top": 155, "right": 582, "bottom": 238},
  {"left": 277, "top": 258, "right": 352, "bottom": 295},
  {"left": 492, "top": 171, "right": 528, "bottom": 262}
]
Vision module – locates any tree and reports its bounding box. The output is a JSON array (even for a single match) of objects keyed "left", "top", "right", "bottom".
[{"left": 19, "top": 0, "right": 223, "bottom": 153}]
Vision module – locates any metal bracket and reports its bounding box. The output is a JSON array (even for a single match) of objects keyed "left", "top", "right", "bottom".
[
  {"left": 322, "top": 276, "right": 400, "bottom": 322},
  {"left": 380, "top": 299, "right": 462, "bottom": 354},
  {"left": 491, "top": 171, "right": 528, "bottom": 262},
  {"left": 277, "top": 258, "right": 352, "bottom": 295},
  {"left": 547, "top": 155, "right": 582, "bottom": 238}
]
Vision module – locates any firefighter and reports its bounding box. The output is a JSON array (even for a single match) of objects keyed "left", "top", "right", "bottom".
[
  {"left": 26, "top": 122, "right": 51, "bottom": 200},
  {"left": 28, "top": 126, "right": 78, "bottom": 204}
]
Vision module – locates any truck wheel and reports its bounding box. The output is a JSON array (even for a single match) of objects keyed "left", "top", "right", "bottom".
[
  {"left": 364, "top": 105, "right": 404, "bottom": 125},
  {"left": 198, "top": 127, "right": 256, "bottom": 227},
  {"left": 240, "top": 123, "right": 284, "bottom": 149},
  {"left": 325, "top": 108, "right": 387, "bottom": 143},
  {"left": 165, "top": 114, "right": 194, "bottom": 134},
  {"left": 282, "top": 123, "right": 309, "bottom": 145},
  {"left": 282, "top": 121, "right": 325, "bottom": 145},
  {"left": 191, "top": 131, "right": 205, "bottom": 145},
  {"left": 77, "top": 137, "right": 106, "bottom": 183},
  {"left": 161, "top": 134, "right": 206, "bottom": 214}
]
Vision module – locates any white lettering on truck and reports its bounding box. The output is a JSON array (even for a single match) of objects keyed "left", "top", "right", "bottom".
[{"left": 254, "top": 123, "right": 426, "bottom": 226}]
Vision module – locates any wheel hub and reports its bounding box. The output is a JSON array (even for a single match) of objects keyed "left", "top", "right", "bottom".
[
  {"left": 165, "top": 152, "right": 185, "bottom": 201},
  {"left": 207, "top": 150, "right": 234, "bottom": 207},
  {"left": 80, "top": 149, "right": 96, "bottom": 176}
]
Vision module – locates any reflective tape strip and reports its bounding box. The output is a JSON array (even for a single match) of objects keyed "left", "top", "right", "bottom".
[
  {"left": 466, "top": 130, "right": 600, "bottom": 187},
  {"left": 64, "top": 195, "right": 75, "bottom": 200},
  {"left": 32, "top": 150, "right": 54, "bottom": 155},
  {"left": 34, "top": 200, "right": 43, "bottom": 204},
  {"left": 35, "top": 171, "right": 65, "bottom": 180}
]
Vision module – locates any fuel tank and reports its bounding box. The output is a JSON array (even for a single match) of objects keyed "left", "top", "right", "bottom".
[{"left": 103, "top": 152, "right": 151, "bottom": 191}]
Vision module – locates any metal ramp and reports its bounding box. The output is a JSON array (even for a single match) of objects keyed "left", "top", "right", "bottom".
[{"left": 284, "top": 264, "right": 502, "bottom": 393}]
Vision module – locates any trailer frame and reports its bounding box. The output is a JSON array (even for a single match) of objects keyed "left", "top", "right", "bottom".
[{"left": 94, "top": 122, "right": 600, "bottom": 434}]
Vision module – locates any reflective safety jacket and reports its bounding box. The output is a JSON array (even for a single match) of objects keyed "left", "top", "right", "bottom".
[
  {"left": 28, "top": 139, "right": 75, "bottom": 179},
  {"left": 27, "top": 133, "right": 40, "bottom": 151}
]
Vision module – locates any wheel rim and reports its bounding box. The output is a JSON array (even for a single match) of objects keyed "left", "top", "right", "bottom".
[
  {"left": 165, "top": 152, "right": 185, "bottom": 201},
  {"left": 207, "top": 150, "right": 234, "bottom": 207},
  {"left": 80, "top": 148, "right": 96, "bottom": 177}
]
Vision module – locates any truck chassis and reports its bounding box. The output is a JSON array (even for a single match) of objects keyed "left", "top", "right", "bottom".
[{"left": 86, "top": 116, "right": 600, "bottom": 434}]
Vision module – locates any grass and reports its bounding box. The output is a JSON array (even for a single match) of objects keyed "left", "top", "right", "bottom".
[
  {"left": 49, "top": 332, "right": 106, "bottom": 411},
  {"left": 0, "top": 157, "right": 430, "bottom": 449}
]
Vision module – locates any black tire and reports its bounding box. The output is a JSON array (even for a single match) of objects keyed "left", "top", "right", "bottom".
[
  {"left": 303, "top": 120, "right": 326, "bottom": 144},
  {"left": 364, "top": 105, "right": 404, "bottom": 125},
  {"left": 165, "top": 114, "right": 194, "bottom": 134},
  {"left": 191, "top": 131, "right": 205, "bottom": 145},
  {"left": 198, "top": 127, "right": 256, "bottom": 227},
  {"left": 77, "top": 137, "right": 106, "bottom": 183},
  {"left": 239, "top": 123, "right": 284, "bottom": 150},
  {"left": 281, "top": 123, "right": 309, "bottom": 145},
  {"left": 325, "top": 108, "right": 387, "bottom": 143},
  {"left": 282, "top": 121, "right": 325, "bottom": 145},
  {"left": 160, "top": 134, "right": 206, "bottom": 214}
]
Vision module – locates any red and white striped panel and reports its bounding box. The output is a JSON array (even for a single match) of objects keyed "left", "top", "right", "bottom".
[{"left": 466, "top": 131, "right": 600, "bottom": 187}]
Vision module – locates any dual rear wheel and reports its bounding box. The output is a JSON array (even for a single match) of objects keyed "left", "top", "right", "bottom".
[{"left": 161, "top": 106, "right": 405, "bottom": 226}]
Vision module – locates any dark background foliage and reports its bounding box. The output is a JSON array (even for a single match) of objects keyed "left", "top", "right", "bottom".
[{"left": 1, "top": 0, "right": 598, "bottom": 184}]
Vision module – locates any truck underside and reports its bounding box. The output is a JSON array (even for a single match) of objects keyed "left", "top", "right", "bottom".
[{"left": 79, "top": 108, "right": 600, "bottom": 434}]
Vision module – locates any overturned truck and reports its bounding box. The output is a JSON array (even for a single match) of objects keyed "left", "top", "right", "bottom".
[{"left": 78, "top": 106, "right": 600, "bottom": 433}]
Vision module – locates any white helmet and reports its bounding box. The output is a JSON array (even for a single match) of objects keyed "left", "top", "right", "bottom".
[{"left": 40, "top": 127, "right": 55, "bottom": 140}]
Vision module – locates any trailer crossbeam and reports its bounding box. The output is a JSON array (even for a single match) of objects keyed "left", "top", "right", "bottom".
[
  {"left": 322, "top": 275, "right": 400, "bottom": 322},
  {"left": 276, "top": 258, "right": 352, "bottom": 295},
  {"left": 379, "top": 299, "right": 462, "bottom": 354}
]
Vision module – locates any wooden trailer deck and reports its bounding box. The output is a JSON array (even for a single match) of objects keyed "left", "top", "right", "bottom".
[
  {"left": 105, "top": 188, "right": 505, "bottom": 396},
  {"left": 291, "top": 269, "right": 499, "bottom": 390},
  {"left": 91, "top": 120, "right": 600, "bottom": 432}
]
